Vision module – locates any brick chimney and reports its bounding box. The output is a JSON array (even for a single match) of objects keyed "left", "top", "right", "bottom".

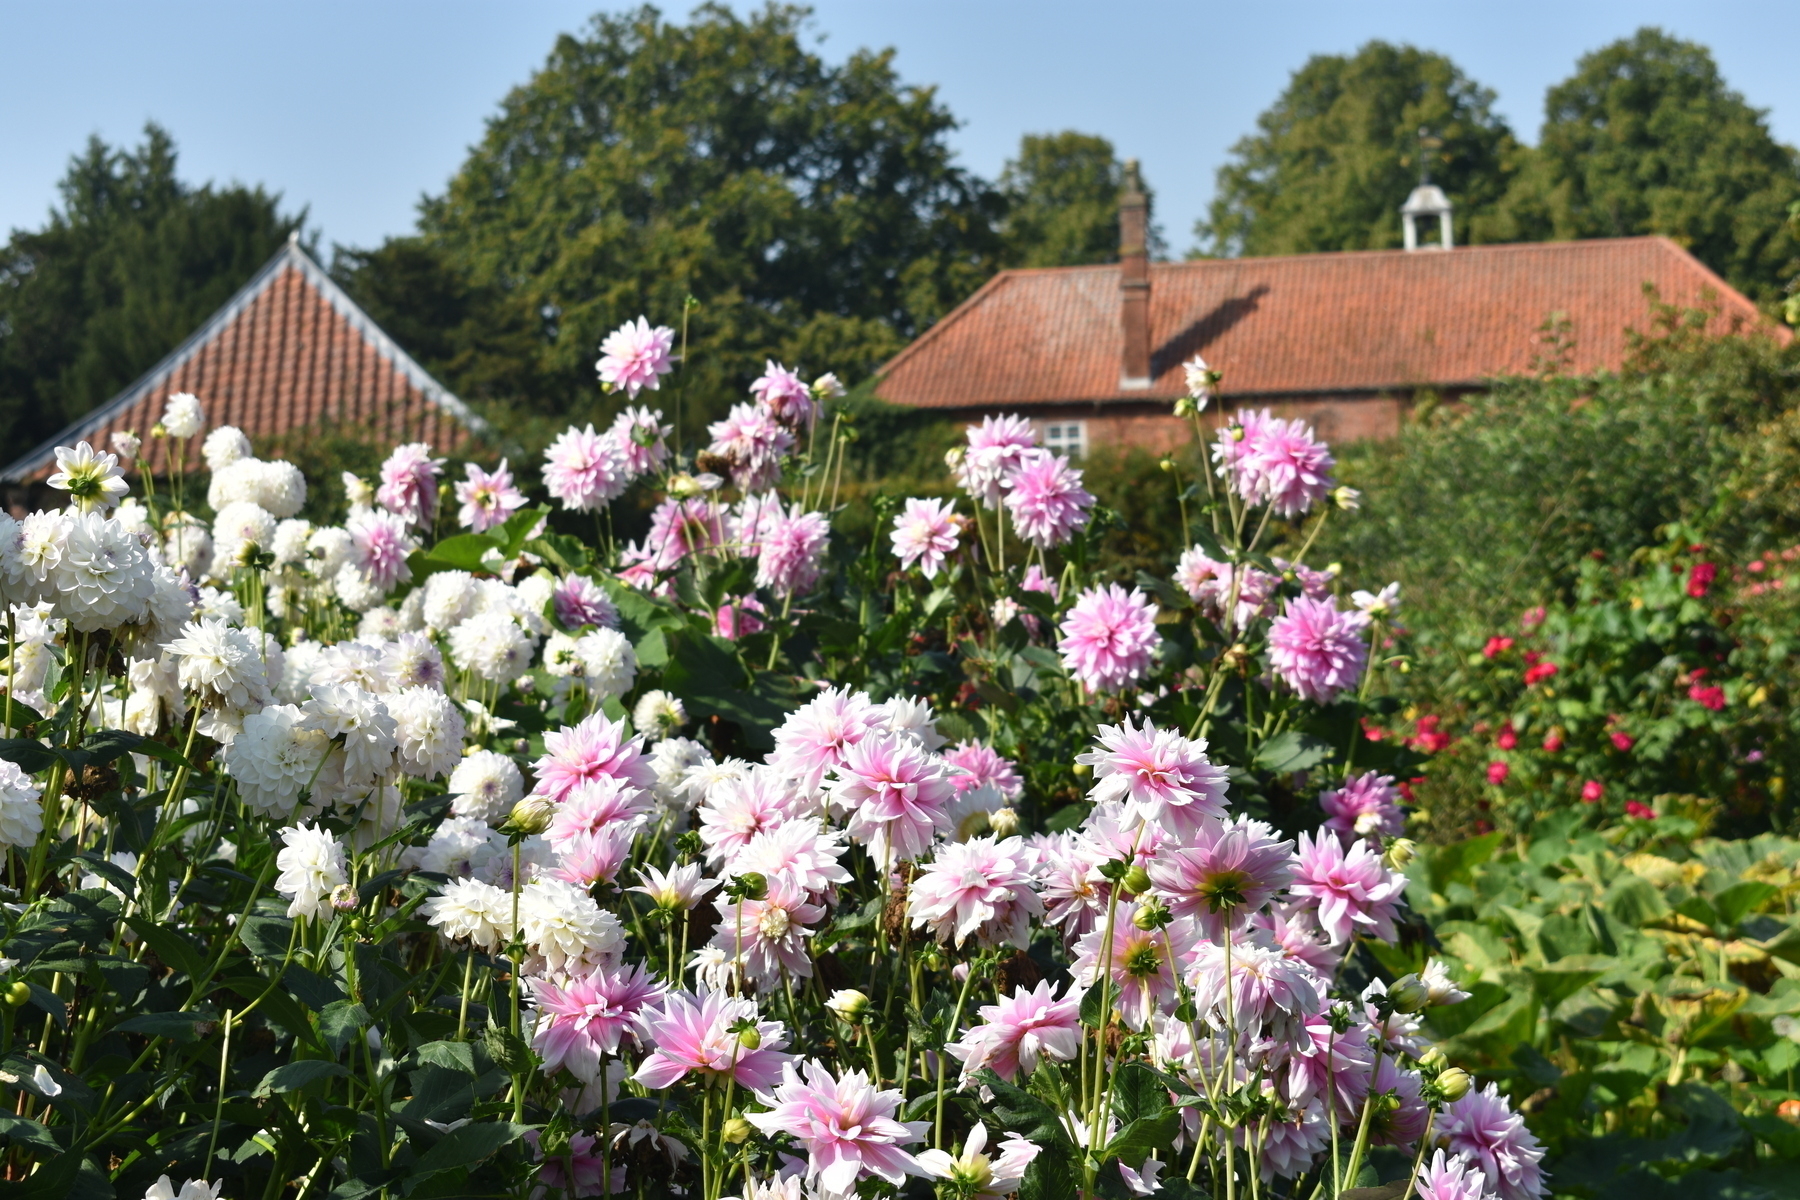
[{"left": 1119, "top": 159, "right": 1152, "bottom": 390}]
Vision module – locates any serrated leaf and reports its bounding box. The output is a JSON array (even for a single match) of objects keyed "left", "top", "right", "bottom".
[
  {"left": 482, "top": 1024, "right": 534, "bottom": 1074},
  {"left": 1104, "top": 1111, "right": 1179, "bottom": 1167},
  {"left": 1111, "top": 1061, "right": 1173, "bottom": 1125},
  {"left": 411, "top": 1120, "right": 525, "bottom": 1177},
  {"left": 123, "top": 915, "right": 207, "bottom": 980},
  {"left": 415, "top": 1040, "right": 478, "bottom": 1076},
  {"left": 254, "top": 1059, "right": 350, "bottom": 1096},
  {"left": 319, "top": 1001, "right": 370, "bottom": 1055}
]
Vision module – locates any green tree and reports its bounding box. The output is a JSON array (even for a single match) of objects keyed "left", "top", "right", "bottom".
[
  {"left": 1494, "top": 28, "right": 1800, "bottom": 303},
  {"left": 0, "top": 124, "right": 300, "bottom": 452},
  {"left": 361, "top": 3, "right": 1004, "bottom": 442},
  {"left": 997, "top": 131, "right": 1163, "bottom": 267},
  {"left": 1196, "top": 41, "right": 1521, "bottom": 257}
]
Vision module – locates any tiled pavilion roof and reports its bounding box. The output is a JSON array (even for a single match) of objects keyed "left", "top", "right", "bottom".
[{"left": 2, "top": 236, "right": 486, "bottom": 483}]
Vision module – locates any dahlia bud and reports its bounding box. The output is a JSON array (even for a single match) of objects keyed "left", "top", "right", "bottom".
[
  {"left": 4, "top": 981, "right": 29, "bottom": 1007},
  {"left": 667, "top": 473, "right": 706, "bottom": 500},
  {"left": 811, "top": 373, "right": 845, "bottom": 399},
  {"left": 988, "top": 807, "right": 1020, "bottom": 837},
  {"left": 1384, "top": 838, "right": 1418, "bottom": 870},
  {"left": 1388, "top": 974, "right": 1431, "bottom": 1014},
  {"left": 1435, "top": 1067, "right": 1473, "bottom": 1102},
  {"left": 151, "top": 422, "right": 169, "bottom": 439},
  {"left": 503, "top": 795, "right": 557, "bottom": 836},
  {"left": 1121, "top": 865, "right": 1153, "bottom": 897},
  {"left": 1174, "top": 396, "right": 1199, "bottom": 418},
  {"left": 737, "top": 1027, "right": 762, "bottom": 1050},
  {"left": 1332, "top": 486, "right": 1362, "bottom": 511},
  {"left": 827, "top": 989, "right": 871, "bottom": 1023},
  {"left": 1158, "top": 458, "right": 1176, "bottom": 473},
  {"left": 1419, "top": 1046, "right": 1448, "bottom": 1071},
  {"left": 1227, "top": 425, "right": 1245, "bottom": 442},
  {"left": 330, "top": 883, "right": 361, "bottom": 913},
  {"left": 729, "top": 872, "right": 767, "bottom": 901},
  {"left": 721, "top": 1117, "right": 754, "bottom": 1144},
  {"left": 945, "top": 446, "right": 966, "bottom": 471},
  {"left": 1132, "top": 897, "right": 1170, "bottom": 931},
  {"left": 1071, "top": 762, "right": 1091, "bottom": 778}
]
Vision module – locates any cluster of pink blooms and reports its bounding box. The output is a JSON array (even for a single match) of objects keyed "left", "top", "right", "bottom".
[
  {"left": 941, "top": 414, "right": 1096, "bottom": 550},
  {"left": 1214, "top": 408, "right": 1337, "bottom": 517}
]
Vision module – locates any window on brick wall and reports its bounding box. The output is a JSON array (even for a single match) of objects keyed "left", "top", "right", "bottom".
[{"left": 1040, "top": 420, "right": 1087, "bottom": 459}]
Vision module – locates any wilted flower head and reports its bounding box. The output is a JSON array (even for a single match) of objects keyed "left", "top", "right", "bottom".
[{"left": 595, "top": 317, "right": 675, "bottom": 399}]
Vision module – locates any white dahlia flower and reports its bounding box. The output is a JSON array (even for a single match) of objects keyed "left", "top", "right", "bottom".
[
  {"left": 577, "top": 627, "right": 636, "bottom": 699},
  {"left": 162, "top": 392, "right": 204, "bottom": 439},
  {"left": 51, "top": 512, "right": 157, "bottom": 632},
  {"left": 422, "top": 877, "right": 515, "bottom": 950},
  {"left": 253, "top": 459, "right": 306, "bottom": 518},
  {"left": 196, "top": 586, "right": 244, "bottom": 626},
  {"left": 411, "top": 816, "right": 502, "bottom": 880},
  {"left": 277, "top": 640, "right": 324, "bottom": 705},
  {"left": 447, "top": 750, "right": 524, "bottom": 825},
  {"left": 381, "top": 632, "right": 445, "bottom": 691},
  {"left": 633, "top": 690, "right": 687, "bottom": 740},
  {"left": 46, "top": 440, "right": 129, "bottom": 513},
  {"left": 514, "top": 572, "right": 554, "bottom": 634},
  {"left": 16, "top": 509, "right": 70, "bottom": 598},
  {"left": 302, "top": 684, "right": 398, "bottom": 790},
  {"left": 388, "top": 686, "right": 466, "bottom": 780},
  {"left": 271, "top": 519, "right": 313, "bottom": 568},
  {"left": 396, "top": 587, "right": 426, "bottom": 632},
  {"left": 542, "top": 631, "right": 585, "bottom": 677},
  {"left": 162, "top": 513, "right": 212, "bottom": 580},
  {"left": 202, "top": 426, "right": 252, "bottom": 471},
  {"left": 222, "top": 704, "right": 332, "bottom": 819},
  {"left": 448, "top": 611, "right": 534, "bottom": 684},
  {"left": 132, "top": 564, "right": 197, "bottom": 653},
  {"left": 520, "top": 877, "right": 625, "bottom": 973},
  {"left": 357, "top": 606, "right": 402, "bottom": 642},
  {"left": 0, "top": 760, "right": 43, "bottom": 848},
  {"left": 422, "top": 570, "right": 477, "bottom": 632},
  {"left": 648, "top": 737, "right": 711, "bottom": 813},
  {"left": 311, "top": 640, "right": 387, "bottom": 692},
  {"left": 167, "top": 618, "right": 273, "bottom": 713},
  {"left": 274, "top": 823, "right": 347, "bottom": 920},
  {"left": 0, "top": 514, "right": 28, "bottom": 607},
  {"left": 333, "top": 563, "right": 387, "bottom": 613},
  {"left": 206, "top": 458, "right": 264, "bottom": 512},
  {"left": 122, "top": 655, "right": 185, "bottom": 736},
  {"left": 306, "top": 527, "right": 354, "bottom": 578}
]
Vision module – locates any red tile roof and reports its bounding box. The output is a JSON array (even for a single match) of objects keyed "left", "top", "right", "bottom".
[
  {"left": 2, "top": 237, "right": 486, "bottom": 483},
  {"left": 874, "top": 237, "right": 1787, "bottom": 410}
]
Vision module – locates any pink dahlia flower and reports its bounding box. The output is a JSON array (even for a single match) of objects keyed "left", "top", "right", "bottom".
[
  {"left": 1367, "top": 1057, "right": 1430, "bottom": 1148},
  {"left": 955, "top": 414, "right": 1040, "bottom": 509},
  {"left": 630, "top": 862, "right": 721, "bottom": 912},
  {"left": 713, "top": 595, "right": 766, "bottom": 638},
  {"left": 1282, "top": 1016, "right": 1376, "bottom": 1118},
  {"left": 770, "top": 686, "right": 885, "bottom": 792},
  {"left": 1318, "top": 772, "right": 1404, "bottom": 843},
  {"left": 1032, "top": 831, "right": 1108, "bottom": 940},
  {"left": 348, "top": 509, "right": 416, "bottom": 591},
  {"left": 1078, "top": 717, "right": 1228, "bottom": 832},
  {"left": 547, "top": 777, "right": 653, "bottom": 843},
  {"left": 1274, "top": 557, "right": 1340, "bottom": 599},
  {"left": 745, "top": 1060, "right": 930, "bottom": 1197},
  {"left": 698, "top": 766, "right": 806, "bottom": 867},
  {"left": 1413, "top": 1149, "right": 1493, "bottom": 1200},
  {"left": 829, "top": 731, "right": 956, "bottom": 866},
  {"left": 454, "top": 458, "right": 528, "bottom": 533},
  {"left": 1173, "top": 547, "right": 1278, "bottom": 631},
  {"left": 530, "top": 961, "right": 665, "bottom": 1082},
  {"left": 553, "top": 573, "right": 619, "bottom": 631},
  {"left": 1250, "top": 903, "right": 1341, "bottom": 982},
  {"left": 595, "top": 317, "right": 675, "bottom": 399},
  {"left": 606, "top": 405, "right": 672, "bottom": 479},
  {"left": 1439, "top": 1083, "right": 1547, "bottom": 1200},
  {"left": 550, "top": 825, "right": 638, "bottom": 888},
  {"left": 890, "top": 497, "right": 961, "bottom": 578},
  {"left": 943, "top": 741, "right": 1023, "bottom": 803},
  {"left": 729, "top": 815, "right": 851, "bottom": 900},
  {"left": 750, "top": 361, "right": 817, "bottom": 430},
  {"left": 1268, "top": 595, "right": 1370, "bottom": 705},
  {"left": 638, "top": 497, "right": 728, "bottom": 572},
  {"left": 1290, "top": 831, "right": 1408, "bottom": 945},
  {"left": 533, "top": 713, "right": 656, "bottom": 805},
  {"left": 544, "top": 424, "right": 630, "bottom": 512},
  {"left": 1003, "top": 449, "right": 1094, "bottom": 549},
  {"left": 946, "top": 980, "right": 1083, "bottom": 1083},
  {"left": 755, "top": 502, "right": 830, "bottom": 598},
  {"left": 1186, "top": 936, "right": 1319, "bottom": 1050},
  {"left": 632, "top": 989, "right": 794, "bottom": 1092},
  {"left": 712, "top": 877, "right": 825, "bottom": 988},
  {"left": 907, "top": 835, "right": 1042, "bottom": 948},
  {"left": 1216, "top": 409, "right": 1335, "bottom": 517},
  {"left": 376, "top": 442, "right": 446, "bottom": 528},
  {"left": 527, "top": 1131, "right": 624, "bottom": 1198},
  {"left": 1058, "top": 584, "right": 1161, "bottom": 692},
  {"left": 1148, "top": 815, "right": 1294, "bottom": 936},
  {"left": 706, "top": 403, "right": 794, "bottom": 492},
  {"left": 1071, "top": 900, "right": 1189, "bottom": 1029},
  {"left": 1250, "top": 1107, "right": 1331, "bottom": 1182}
]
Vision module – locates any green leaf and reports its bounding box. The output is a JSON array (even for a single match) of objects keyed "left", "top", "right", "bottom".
[
  {"left": 0, "top": 1113, "right": 61, "bottom": 1151},
  {"left": 240, "top": 914, "right": 297, "bottom": 960},
  {"left": 255, "top": 1059, "right": 351, "bottom": 1096},
  {"left": 411, "top": 1120, "right": 525, "bottom": 1178},
  {"left": 114, "top": 1011, "right": 211, "bottom": 1042},
  {"left": 319, "top": 1001, "right": 371, "bottom": 1055},
  {"left": 123, "top": 915, "right": 207, "bottom": 980},
  {"left": 1252, "top": 730, "right": 1333, "bottom": 774},
  {"left": 0, "top": 738, "right": 56, "bottom": 774},
  {"left": 482, "top": 1024, "right": 535, "bottom": 1074},
  {"left": 415, "top": 1039, "right": 478, "bottom": 1076},
  {"left": 1104, "top": 1111, "right": 1179, "bottom": 1166},
  {"left": 415, "top": 532, "right": 502, "bottom": 575},
  {"left": 1413, "top": 832, "right": 1505, "bottom": 897},
  {"left": 1111, "top": 1060, "right": 1172, "bottom": 1125},
  {"left": 1714, "top": 881, "right": 1780, "bottom": 926}
]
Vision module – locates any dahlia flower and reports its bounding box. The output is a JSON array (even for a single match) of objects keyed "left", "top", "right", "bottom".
[
  {"left": 755, "top": 503, "right": 830, "bottom": 598},
  {"left": 955, "top": 415, "right": 1040, "bottom": 508},
  {"left": 943, "top": 742, "right": 1023, "bottom": 804},
  {"left": 596, "top": 317, "right": 676, "bottom": 398},
  {"left": 632, "top": 689, "right": 687, "bottom": 741},
  {"left": 830, "top": 731, "right": 956, "bottom": 866},
  {"left": 607, "top": 406, "right": 673, "bottom": 479},
  {"left": 1290, "top": 831, "right": 1408, "bottom": 945},
  {"left": 421, "top": 877, "right": 516, "bottom": 950},
  {"left": 347, "top": 509, "right": 416, "bottom": 592},
  {"left": 1216, "top": 409, "right": 1335, "bottom": 517},
  {"left": 447, "top": 612, "right": 534, "bottom": 684},
  {"left": 380, "top": 631, "right": 445, "bottom": 691},
  {"left": 0, "top": 760, "right": 43, "bottom": 849},
  {"left": 544, "top": 424, "right": 630, "bottom": 512},
  {"left": 51, "top": 511, "right": 157, "bottom": 632},
  {"left": 144, "top": 1176, "right": 221, "bottom": 1200},
  {"left": 698, "top": 766, "right": 805, "bottom": 866},
  {"left": 1148, "top": 815, "right": 1293, "bottom": 935},
  {"left": 1032, "top": 831, "right": 1109, "bottom": 939},
  {"left": 1283, "top": 1016, "right": 1376, "bottom": 1117},
  {"left": 705, "top": 403, "right": 794, "bottom": 492},
  {"left": 161, "top": 393, "right": 204, "bottom": 439},
  {"left": 1172, "top": 547, "right": 1278, "bottom": 630},
  {"left": 274, "top": 823, "right": 348, "bottom": 921},
  {"left": 1413, "top": 1149, "right": 1493, "bottom": 1200},
  {"left": 411, "top": 817, "right": 502, "bottom": 880},
  {"left": 1268, "top": 596, "right": 1369, "bottom": 705},
  {"left": 946, "top": 980, "right": 1083, "bottom": 1084},
  {"left": 635, "top": 497, "right": 728, "bottom": 572},
  {"left": 550, "top": 574, "right": 616, "bottom": 631},
  {"left": 530, "top": 961, "right": 667, "bottom": 1083},
  {"left": 1438, "top": 1083, "right": 1547, "bottom": 1200},
  {"left": 1071, "top": 901, "right": 1189, "bottom": 1029},
  {"left": 302, "top": 683, "right": 399, "bottom": 791},
  {"left": 1352, "top": 581, "right": 1402, "bottom": 618},
  {"left": 631, "top": 861, "right": 721, "bottom": 912},
  {"left": 1185, "top": 936, "right": 1319, "bottom": 1050},
  {"left": 1249, "top": 903, "right": 1340, "bottom": 981},
  {"left": 202, "top": 426, "right": 252, "bottom": 471},
  {"left": 908, "top": 835, "right": 1042, "bottom": 948},
  {"left": 546, "top": 779, "right": 653, "bottom": 848},
  {"left": 1058, "top": 584, "right": 1160, "bottom": 692},
  {"left": 1078, "top": 717, "right": 1228, "bottom": 832},
  {"left": 1421, "top": 957, "right": 1471, "bottom": 1006},
  {"left": 1003, "top": 450, "right": 1094, "bottom": 549},
  {"left": 632, "top": 989, "right": 795, "bottom": 1091},
  {"left": 168, "top": 618, "right": 273, "bottom": 714},
  {"left": 46, "top": 441, "right": 129, "bottom": 513},
  {"left": 746, "top": 1061, "right": 929, "bottom": 1198},
  {"left": 534, "top": 712, "right": 656, "bottom": 804},
  {"left": 729, "top": 816, "right": 850, "bottom": 899},
  {"left": 421, "top": 570, "right": 476, "bottom": 632},
  {"left": 1318, "top": 772, "right": 1404, "bottom": 843},
  {"left": 750, "top": 360, "right": 816, "bottom": 429},
  {"left": 447, "top": 749, "right": 525, "bottom": 825},
  {"left": 387, "top": 685, "right": 465, "bottom": 779},
  {"left": 519, "top": 877, "right": 625, "bottom": 974},
  {"left": 890, "top": 497, "right": 961, "bottom": 578},
  {"left": 917, "top": 1122, "right": 1042, "bottom": 1200},
  {"left": 222, "top": 704, "right": 333, "bottom": 819},
  {"left": 712, "top": 876, "right": 825, "bottom": 988},
  {"left": 1366, "top": 1057, "right": 1430, "bottom": 1147},
  {"left": 771, "top": 686, "right": 885, "bottom": 792},
  {"left": 454, "top": 459, "right": 528, "bottom": 533}
]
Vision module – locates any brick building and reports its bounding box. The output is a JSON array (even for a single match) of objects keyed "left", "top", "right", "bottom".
[
  {"left": 2, "top": 235, "right": 485, "bottom": 505},
  {"left": 873, "top": 165, "right": 1784, "bottom": 454}
]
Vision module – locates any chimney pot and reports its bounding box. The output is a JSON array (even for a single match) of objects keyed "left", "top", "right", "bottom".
[{"left": 1119, "top": 159, "right": 1151, "bottom": 390}]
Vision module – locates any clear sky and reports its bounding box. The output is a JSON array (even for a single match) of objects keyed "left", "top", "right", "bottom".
[{"left": 2, "top": 1, "right": 1794, "bottom": 256}]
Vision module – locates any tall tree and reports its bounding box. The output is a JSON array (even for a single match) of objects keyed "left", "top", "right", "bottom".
[
  {"left": 0, "top": 125, "right": 300, "bottom": 452},
  {"left": 1196, "top": 41, "right": 1521, "bottom": 257},
  {"left": 1492, "top": 28, "right": 1800, "bottom": 303},
  {"left": 359, "top": 3, "right": 1004, "bottom": 437},
  {"left": 997, "top": 131, "right": 1164, "bottom": 267}
]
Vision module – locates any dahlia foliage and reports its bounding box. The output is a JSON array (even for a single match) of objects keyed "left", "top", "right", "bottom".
[{"left": 0, "top": 333, "right": 1534, "bottom": 1200}]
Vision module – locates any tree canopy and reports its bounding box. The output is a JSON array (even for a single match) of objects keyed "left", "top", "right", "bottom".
[
  {"left": 997, "top": 131, "right": 1161, "bottom": 268},
  {"left": 0, "top": 124, "right": 300, "bottom": 454},
  {"left": 1196, "top": 41, "right": 1522, "bottom": 257}
]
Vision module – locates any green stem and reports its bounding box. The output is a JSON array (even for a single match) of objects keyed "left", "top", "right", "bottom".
[{"left": 933, "top": 962, "right": 977, "bottom": 1148}]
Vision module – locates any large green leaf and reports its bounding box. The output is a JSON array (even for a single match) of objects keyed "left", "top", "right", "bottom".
[
  {"left": 409, "top": 1120, "right": 526, "bottom": 1178},
  {"left": 1252, "top": 730, "right": 1332, "bottom": 774}
]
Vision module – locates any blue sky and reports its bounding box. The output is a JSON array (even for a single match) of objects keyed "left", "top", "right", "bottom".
[{"left": 2, "top": 2, "right": 1794, "bottom": 255}]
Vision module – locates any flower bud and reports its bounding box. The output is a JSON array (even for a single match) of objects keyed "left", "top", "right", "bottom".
[
  {"left": 732, "top": 872, "right": 768, "bottom": 901},
  {"left": 1132, "top": 897, "right": 1170, "bottom": 931},
  {"left": 737, "top": 1026, "right": 762, "bottom": 1050},
  {"left": 4, "top": 981, "right": 30, "bottom": 1007},
  {"left": 1436, "top": 1067, "right": 1473, "bottom": 1102},
  {"left": 330, "top": 883, "right": 361, "bottom": 913},
  {"left": 503, "top": 795, "right": 557, "bottom": 836},
  {"left": 1174, "top": 396, "right": 1198, "bottom": 418},
  {"left": 721, "top": 1117, "right": 754, "bottom": 1144},
  {"left": 151, "top": 422, "right": 169, "bottom": 439},
  {"left": 1158, "top": 458, "right": 1176, "bottom": 473},
  {"left": 1332, "top": 486, "right": 1362, "bottom": 511},
  {"left": 826, "top": 989, "right": 870, "bottom": 1023},
  {"left": 944, "top": 446, "right": 966, "bottom": 470},
  {"left": 667, "top": 473, "right": 705, "bottom": 500},
  {"left": 1384, "top": 838, "right": 1418, "bottom": 870},
  {"left": 1227, "top": 425, "right": 1245, "bottom": 442},
  {"left": 1121, "top": 865, "right": 1153, "bottom": 897},
  {"left": 1388, "top": 974, "right": 1431, "bottom": 1014},
  {"left": 988, "top": 807, "right": 1020, "bottom": 837},
  {"left": 1419, "top": 1047, "right": 1448, "bottom": 1071},
  {"left": 1071, "top": 763, "right": 1091, "bottom": 778}
]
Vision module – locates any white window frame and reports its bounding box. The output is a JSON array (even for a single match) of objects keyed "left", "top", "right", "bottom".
[{"left": 1039, "top": 418, "right": 1087, "bottom": 459}]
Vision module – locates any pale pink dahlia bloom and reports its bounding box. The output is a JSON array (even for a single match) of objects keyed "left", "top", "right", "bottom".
[
  {"left": 1367, "top": 1057, "right": 1430, "bottom": 1148},
  {"left": 1148, "top": 815, "right": 1294, "bottom": 936},
  {"left": 544, "top": 424, "right": 630, "bottom": 512},
  {"left": 347, "top": 509, "right": 416, "bottom": 592},
  {"left": 632, "top": 990, "right": 794, "bottom": 1091},
  {"left": 1250, "top": 903, "right": 1341, "bottom": 982},
  {"left": 549, "top": 825, "right": 638, "bottom": 887},
  {"left": 1290, "top": 831, "right": 1408, "bottom": 945},
  {"left": 1172, "top": 547, "right": 1278, "bottom": 630},
  {"left": 1318, "top": 771, "right": 1404, "bottom": 843},
  {"left": 750, "top": 361, "right": 817, "bottom": 430},
  {"left": 376, "top": 442, "right": 445, "bottom": 528},
  {"left": 1413, "top": 1149, "right": 1493, "bottom": 1200},
  {"left": 890, "top": 497, "right": 961, "bottom": 578},
  {"left": 698, "top": 765, "right": 806, "bottom": 867},
  {"left": 1268, "top": 595, "right": 1369, "bottom": 705},
  {"left": 1077, "top": 717, "right": 1228, "bottom": 832},
  {"left": 1184, "top": 936, "right": 1319, "bottom": 1050},
  {"left": 1438, "top": 1084, "right": 1547, "bottom": 1200},
  {"left": 907, "top": 835, "right": 1042, "bottom": 948},
  {"left": 1215, "top": 409, "right": 1335, "bottom": 517},
  {"left": 746, "top": 1061, "right": 930, "bottom": 1198},
  {"left": 828, "top": 731, "right": 956, "bottom": 866},
  {"left": 1031, "top": 831, "right": 1108, "bottom": 940},
  {"left": 755, "top": 503, "right": 830, "bottom": 598},
  {"left": 530, "top": 961, "right": 665, "bottom": 1082},
  {"left": 454, "top": 459, "right": 528, "bottom": 533},
  {"left": 942, "top": 741, "right": 1023, "bottom": 803},
  {"left": 770, "top": 686, "right": 884, "bottom": 792},
  {"left": 1282, "top": 1016, "right": 1376, "bottom": 1117},
  {"left": 635, "top": 497, "right": 727, "bottom": 572},
  {"left": 595, "top": 317, "right": 675, "bottom": 399},
  {"left": 1003, "top": 449, "right": 1094, "bottom": 549},
  {"left": 728, "top": 815, "right": 850, "bottom": 900},
  {"left": 1058, "top": 584, "right": 1161, "bottom": 692},
  {"left": 712, "top": 877, "right": 825, "bottom": 988},
  {"left": 547, "top": 776, "right": 654, "bottom": 842},
  {"left": 955, "top": 414, "right": 1040, "bottom": 509},
  {"left": 706, "top": 403, "right": 794, "bottom": 492},
  {"left": 607, "top": 405, "right": 672, "bottom": 478},
  {"left": 630, "top": 861, "right": 721, "bottom": 912},
  {"left": 533, "top": 713, "right": 656, "bottom": 804},
  {"left": 946, "top": 980, "right": 1082, "bottom": 1083},
  {"left": 1071, "top": 900, "right": 1189, "bottom": 1029},
  {"left": 553, "top": 573, "right": 619, "bottom": 631}
]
